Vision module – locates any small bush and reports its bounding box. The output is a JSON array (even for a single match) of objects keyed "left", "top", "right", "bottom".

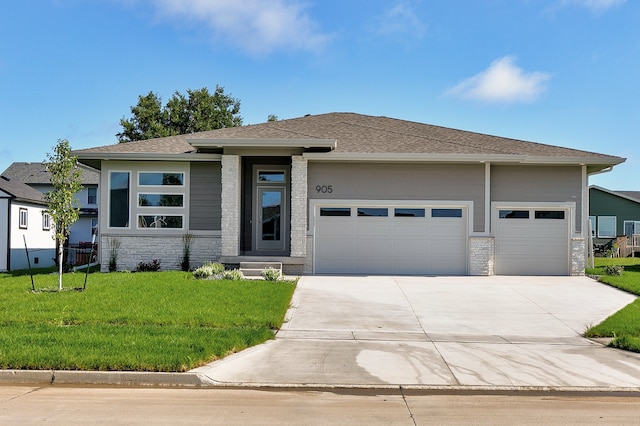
[
  {"left": 192, "top": 262, "right": 225, "bottom": 280},
  {"left": 223, "top": 269, "right": 244, "bottom": 281},
  {"left": 135, "top": 259, "right": 161, "bottom": 272},
  {"left": 261, "top": 267, "right": 282, "bottom": 281},
  {"left": 604, "top": 265, "right": 624, "bottom": 276}
]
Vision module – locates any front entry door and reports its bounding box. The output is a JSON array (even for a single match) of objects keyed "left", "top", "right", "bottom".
[{"left": 256, "top": 187, "right": 286, "bottom": 251}]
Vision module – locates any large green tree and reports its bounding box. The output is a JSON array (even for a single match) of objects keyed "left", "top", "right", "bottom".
[
  {"left": 117, "top": 86, "right": 242, "bottom": 142},
  {"left": 44, "top": 139, "right": 83, "bottom": 290}
]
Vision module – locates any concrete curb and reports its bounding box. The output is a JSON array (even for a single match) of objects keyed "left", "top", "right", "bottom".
[{"left": 2, "top": 369, "right": 640, "bottom": 395}]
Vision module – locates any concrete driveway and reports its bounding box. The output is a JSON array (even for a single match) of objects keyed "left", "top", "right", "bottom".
[{"left": 192, "top": 276, "right": 640, "bottom": 389}]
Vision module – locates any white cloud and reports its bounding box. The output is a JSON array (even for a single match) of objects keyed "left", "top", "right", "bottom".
[
  {"left": 446, "top": 56, "right": 551, "bottom": 104},
  {"left": 148, "top": 0, "right": 330, "bottom": 55},
  {"left": 562, "top": 0, "right": 626, "bottom": 12},
  {"left": 377, "top": 2, "right": 426, "bottom": 39}
]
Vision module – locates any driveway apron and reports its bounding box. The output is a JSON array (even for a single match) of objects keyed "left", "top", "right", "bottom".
[{"left": 192, "top": 276, "right": 640, "bottom": 388}]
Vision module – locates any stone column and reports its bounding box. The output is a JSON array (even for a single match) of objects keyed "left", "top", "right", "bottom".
[
  {"left": 221, "top": 155, "right": 241, "bottom": 256},
  {"left": 290, "top": 155, "right": 308, "bottom": 258}
]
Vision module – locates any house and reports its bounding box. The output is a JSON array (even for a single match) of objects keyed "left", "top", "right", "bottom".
[
  {"left": 0, "top": 175, "right": 56, "bottom": 271},
  {"left": 73, "top": 112, "right": 624, "bottom": 276},
  {"left": 2, "top": 162, "right": 100, "bottom": 264},
  {"left": 589, "top": 186, "right": 640, "bottom": 257}
]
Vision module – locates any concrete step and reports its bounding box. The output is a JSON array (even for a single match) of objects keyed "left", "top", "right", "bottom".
[
  {"left": 240, "top": 268, "right": 268, "bottom": 277},
  {"left": 239, "top": 262, "right": 283, "bottom": 270}
]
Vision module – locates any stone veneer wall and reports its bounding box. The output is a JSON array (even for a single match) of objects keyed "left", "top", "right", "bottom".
[
  {"left": 469, "top": 237, "right": 494, "bottom": 276},
  {"left": 221, "top": 155, "right": 240, "bottom": 256},
  {"left": 571, "top": 237, "right": 586, "bottom": 276},
  {"left": 100, "top": 234, "right": 221, "bottom": 272},
  {"left": 304, "top": 235, "right": 314, "bottom": 274},
  {"left": 290, "top": 156, "right": 308, "bottom": 258}
]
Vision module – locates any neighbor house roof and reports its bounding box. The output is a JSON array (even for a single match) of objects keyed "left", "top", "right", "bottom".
[
  {"left": 590, "top": 186, "right": 640, "bottom": 204},
  {"left": 0, "top": 175, "right": 47, "bottom": 205},
  {"left": 2, "top": 162, "right": 100, "bottom": 185},
  {"left": 74, "top": 112, "right": 624, "bottom": 172}
]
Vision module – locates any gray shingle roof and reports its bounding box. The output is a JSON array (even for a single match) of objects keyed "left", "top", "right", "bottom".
[
  {"left": 0, "top": 175, "right": 47, "bottom": 204},
  {"left": 2, "top": 162, "right": 99, "bottom": 185},
  {"left": 616, "top": 191, "right": 640, "bottom": 203},
  {"left": 73, "top": 112, "right": 622, "bottom": 161}
]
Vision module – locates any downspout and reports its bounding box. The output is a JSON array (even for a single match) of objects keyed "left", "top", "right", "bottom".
[
  {"left": 485, "top": 162, "right": 491, "bottom": 234},
  {"left": 6, "top": 199, "right": 12, "bottom": 271}
]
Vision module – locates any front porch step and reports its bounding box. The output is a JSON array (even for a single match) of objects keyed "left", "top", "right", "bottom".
[{"left": 239, "top": 262, "right": 283, "bottom": 278}]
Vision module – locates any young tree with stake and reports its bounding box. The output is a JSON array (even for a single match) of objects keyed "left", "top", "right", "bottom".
[{"left": 44, "top": 139, "right": 83, "bottom": 290}]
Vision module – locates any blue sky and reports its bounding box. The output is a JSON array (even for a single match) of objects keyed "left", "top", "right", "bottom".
[{"left": 1, "top": 0, "right": 637, "bottom": 189}]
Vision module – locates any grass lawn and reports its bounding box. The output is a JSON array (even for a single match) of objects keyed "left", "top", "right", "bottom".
[
  {"left": 585, "top": 256, "right": 640, "bottom": 352},
  {"left": 0, "top": 269, "right": 295, "bottom": 372}
]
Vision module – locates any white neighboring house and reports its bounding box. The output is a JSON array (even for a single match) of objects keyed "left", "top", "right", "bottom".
[
  {"left": 0, "top": 175, "right": 56, "bottom": 271},
  {"left": 2, "top": 162, "right": 100, "bottom": 266}
]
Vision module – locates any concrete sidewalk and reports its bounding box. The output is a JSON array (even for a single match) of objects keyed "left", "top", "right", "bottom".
[{"left": 192, "top": 275, "right": 640, "bottom": 390}]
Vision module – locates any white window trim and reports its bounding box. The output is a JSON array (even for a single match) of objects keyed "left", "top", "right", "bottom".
[
  {"left": 589, "top": 216, "right": 596, "bottom": 237},
  {"left": 42, "top": 212, "right": 51, "bottom": 231},
  {"left": 623, "top": 220, "right": 640, "bottom": 237},
  {"left": 87, "top": 187, "right": 98, "bottom": 205},
  {"left": 597, "top": 216, "right": 617, "bottom": 238},
  {"left": 19, "top": 208, "right": 28, "bottom": 229}
]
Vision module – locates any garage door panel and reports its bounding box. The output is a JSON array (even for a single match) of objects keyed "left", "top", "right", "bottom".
[
  {"left": 392, "top": 223, "right": 428, "bottom": 237},
  {"left": 315, "top": 203, "right": 467, "bottom": 275},
  {"left": 495, "top": 209, "right": 568, "bottom": 276},
  {"left": 318, "top": 220, "right": 354, "bottom": 236}
]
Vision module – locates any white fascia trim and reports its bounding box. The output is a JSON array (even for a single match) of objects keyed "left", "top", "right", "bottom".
[
  {"left": 76, "top": 153, "right": 222, "bottom": 162},
  {"left": 189, "top": 138, "right": 337, "bottom": 150},
  {"left": 303, "top": 152, "right": 625, "bottom": 166},
  {"left": 303, "top": 153, "right": 521, "bottom": 162},
  {"left": 520, "top": 156, "right": 625, "bottom": 166}
]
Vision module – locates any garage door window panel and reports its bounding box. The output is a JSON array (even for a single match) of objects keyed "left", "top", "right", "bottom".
[
  {"left": 394, "top": 208, "right": 425, "bottom": 217},
  {"left": 499, "top": 210, "right": 529, "bottom": 219},
  {"left": 535, "top": 210, "right": 565, "bottom": 219},
  {"left": 432, "top": 208, "right": 463, "bottom": 218},
  {"left": 320, "top": 207, "right": 351, "bottom": 217},
  {"left": 357, "top": 208, "right": 388, "bottom": 217}
]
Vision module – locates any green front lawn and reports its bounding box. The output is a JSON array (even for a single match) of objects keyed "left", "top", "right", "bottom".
[
  {"left": 585, "top": 257, "right": 640, "bottom": 352},
  {"left": 0, "top": 270, "right": 295, "bottom": 371}
]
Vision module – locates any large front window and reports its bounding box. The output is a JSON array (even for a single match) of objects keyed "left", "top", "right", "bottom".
[{"left": 109, "top": 172, "right": 130, "bottom": 228}]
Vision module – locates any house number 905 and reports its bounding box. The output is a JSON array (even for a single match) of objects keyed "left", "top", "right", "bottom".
[{"left": 316, "top": 185, "right": 333, "bottom": 193}]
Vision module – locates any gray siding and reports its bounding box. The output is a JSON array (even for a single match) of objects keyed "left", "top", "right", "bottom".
[
  {"left": 307, "top": 162, "right": 486, "bottom": 232},
  {"left": 491, "top": 165, "right": 583, "bottom": 232},
  {"left": 189, "top": 162, "right": 222, "bottom": 231}
]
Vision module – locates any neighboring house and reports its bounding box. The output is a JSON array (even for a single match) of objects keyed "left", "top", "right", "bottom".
[
  {"left": 589, "top": 185, "right": 640, "bottom": 256},
  {"left": 74, "top": 112, "right": 624, "bottom": 276},
  {"left": 2, "top": 162, "right": 100, "bottom": 265},
  {"left": 0, "top": 175, "right": 56, "bottom": 271}
]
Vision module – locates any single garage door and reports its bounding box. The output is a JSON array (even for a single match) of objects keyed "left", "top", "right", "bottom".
[
  {"left": 315, "top": 204, "right": 467, "bottom": 275},
  {"left": 494, "top": 208, "right": 569, "bottom": 275}
]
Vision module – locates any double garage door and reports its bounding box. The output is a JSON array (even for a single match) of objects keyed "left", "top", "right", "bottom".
[
  {"left": 494, "top": 208, "right": 569, "bottom": 275},
  {"left": 314, "top": 203, "right": 468, "bottom": 275}
]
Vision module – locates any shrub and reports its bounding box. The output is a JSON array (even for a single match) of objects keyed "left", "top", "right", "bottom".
[
  {"left": 192, "top": 262, "right": 225, "bottom": 279},
  {"left": 135, "top": 259, "right": 161, "bottom": 272},
  {"left": 261, "top": 267, "right": 282, "bottom": 281},
  {"left": 223, "top": 269, "right": 244, "bottom": 281},
  {"left": 604, "top": 265, "right": 624, "bottom": 276}
]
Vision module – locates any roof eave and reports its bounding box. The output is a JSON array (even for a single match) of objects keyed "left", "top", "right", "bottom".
[
  {"left": 303, "top": 153, "right": 626, "bottom": 167},
  {"left": 75, "top": 152, "right": 223, "bottom": 170}
]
